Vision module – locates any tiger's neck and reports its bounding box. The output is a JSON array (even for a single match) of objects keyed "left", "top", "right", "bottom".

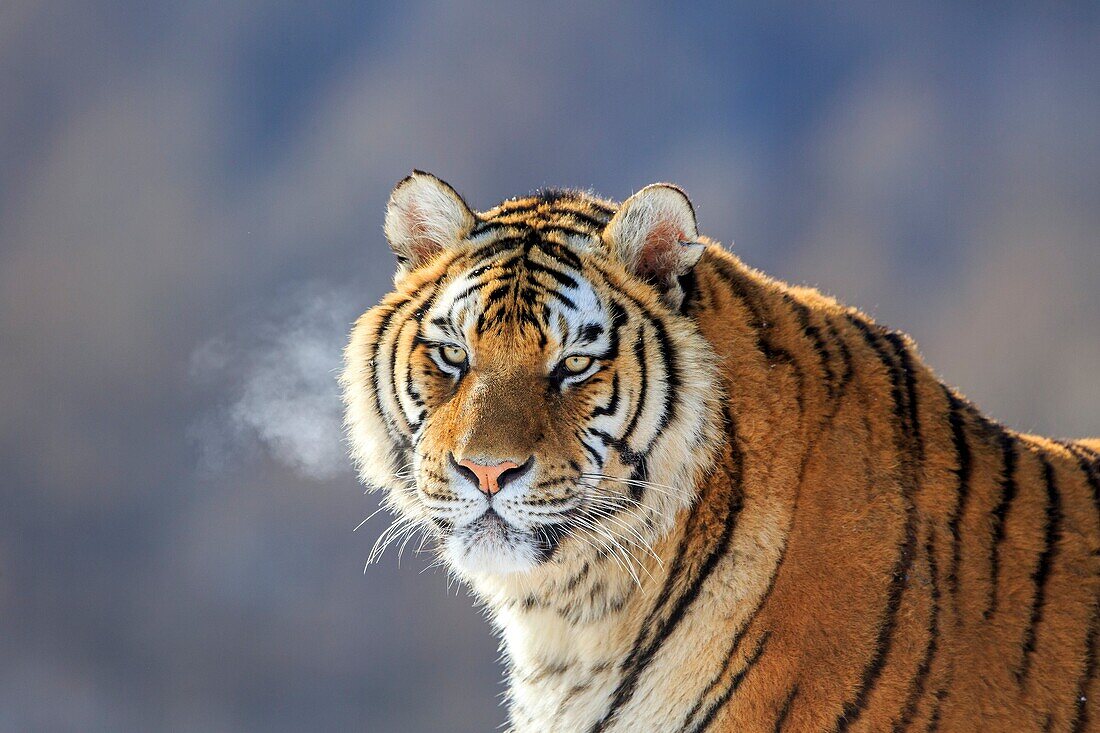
[
  {"left": 479, "top": 432, "right": 766, "bottom": 731},
  {"left": 479, "top": 502, "right": 702, "bottom": 730}
]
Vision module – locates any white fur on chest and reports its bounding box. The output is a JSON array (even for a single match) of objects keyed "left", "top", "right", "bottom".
[
  {"left": 499, "top": 606, "right": 666, "bottom": 733},
  {"left": 495, "top": 603, "right": 717, "bottom": 733}
]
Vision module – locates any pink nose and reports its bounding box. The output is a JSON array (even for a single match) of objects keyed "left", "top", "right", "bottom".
[{"left": 457, "top": 459, "right": 521, "bottom": 496}]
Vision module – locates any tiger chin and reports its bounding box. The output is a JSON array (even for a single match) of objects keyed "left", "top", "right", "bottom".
[{"left": 342, "top": 171, "right": 1099, "bottom": 732}]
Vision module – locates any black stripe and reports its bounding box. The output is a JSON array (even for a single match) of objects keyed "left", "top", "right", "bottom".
[
  {"left": 673, "top": 355, "right": 817, "bottom": 732},
  {"left": 619, "top": 328, "right": 649, "bottom": 445},
  {"left": 884, "top": 331, "right": 925, "bottom": 463},
  {"left": 894, "top": 530, "right": 942, "bottom": 732},
  {"left": 709, "top": 260, "right": 806, "bottom": 412},
  {"left": 985, "top": 430, "right": 1019, "bottom": 620},
  {"left": 579, "top": 323, "right": 604, "bottom": 342},
  {"left": 689, "top": 632, "right": 771, "bottom": 733},
  {"left": 522, "top": 258, "right": 579, "bottom": 289},
  {"left": 826, "top": 318, "right": 855, "bottom": 399},
  {"left": 646, "top": 307, "right": 679, "bottom": 435},
  {"left": 448, "top": 273, "right": 512, "bottom": 308},
  {"left": 376, "top": 291, "right": 450, "bottom": 441},
  {"left": 467, "top": 234, "right": 528, "bottom": 262},
  {"left": 518, "top": 286, "right": 542, "bottom": 307},
  {"left": 371, "top": 252, "right": 460, "bottom": 444},
  {"left": 523, "top": 192, "right": 615, "bottom": 216},
  {"left": 407, "top": 384, "right": 425, "bottom": 409},
  {"left": 677, "top": 517, "right": 792, "bottom": 733},
  {"left": 545, "top": 287, "right": 578, "bottom": 311},
  {"left": 592, "top": 372, "right": 621, "bottom": 418},
  {"left": 834, "top": 316, "right": 921, "bottom": 732},
  {"left": 849, "top": 317, "right": 909, "bottom": 446},
  {"left": 1065, "top": 443, "right": 1100, "bottom": 512},
  {"left": 519, "top": 309, "right": 548, "bottom": 348},
  {"left": 944, "top": 388, "right": 973, "bottom": 607},
  {"left": 603, "top": 300, "right": 627, "bottom": 362},
  {"left": 836, "top": 531, "right": 917, "bottom": 731},
  {"left": 560, "top": 206, "right": 614, "bottom": 228},
  {"left": 541, "top": 239, "right": 585, "bottom": 270},
  {"left": 388, "top": 319, "right": 421, "bottom": 433},
  {"left": 486, "top": 198, "right": 576, "bottom": 221},
  {"left": 578, "top": 267, "right": 681, "bottom": 462},
  {"left": 1017, "top": 455, "right": 1063, "bottom": 682},
  {"left": 773, "top": 684, "right": 799, "bottom": 733},
  {"left": 593, "top": 280, "right": 681, "bottom": 439},
  {"left": 538, "top": 222, "right": 602, "bottom": 240},
  {"left": 469, "top": 219, "right": 515, "bottom": 237},
  {"left": 677, "top": 268, "right": 699, "bottom": 313},
  {"left": 599, "top": 506, "right": 703, "bottom": 722},
  {"left": 1062, "top": 440, "right": 1100, "bottom": 461},
  {"left": 531, "top": 520, "right": 572, "bottom": 563},
  {"left": 587, "top": 200, "right": 616, "bottom": 216},
  {"left": 484, "top": 282, "right": 514, "bottom": 306},
  {"left": 495, "top": 199, "right": 612, "bottom": 230},
  {"left": 711, "top": 261, "right": 798, "bottom": 366},
  {"left": 925, "top": 687, "right": 948, "bottom": 733},
  {"left": 587, "top": 428, "right": 621, "bottom": 450},
  {"left": 565, "top": 561, "right": 591, "bottom": 593},
  {"left": 590, "top": 414, "right": 744, "bottom": 733},
  {"left": 481, "top": 252, "right": 525, "bottom": 274},
  {"left": 369, "top": 303, "right": 404, "bottom": 436},
  {"left": 929, "top": 387, "right": 970, "bottom": 725},
  {"left": 786, "top": 295, "right": 837, "bottom": 398},
  {"left": 587, "top": 428, "right": 644, "bottom": 481},
  {"left": 579, "top": 435, "right": 603, "bottom": 468},
  {"left": 626, "top": 461, "right": 649, "bottom": 502}
]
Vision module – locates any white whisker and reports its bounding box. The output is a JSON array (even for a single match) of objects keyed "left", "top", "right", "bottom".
[{"left": 352, "top": 506, "right": 386, "bottom": 532}]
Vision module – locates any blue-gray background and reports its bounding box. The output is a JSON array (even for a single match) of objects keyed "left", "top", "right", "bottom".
[{"left": 2, "top": 3, "right": 1098, "bottom": 731}]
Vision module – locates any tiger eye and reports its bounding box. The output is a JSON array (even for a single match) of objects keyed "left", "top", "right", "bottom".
[
  {"left": 440, "top": 345, "right": 467, "bottom": 366},
  {"left": 563, "top": 355, "right": 593, "bottom": 374}
]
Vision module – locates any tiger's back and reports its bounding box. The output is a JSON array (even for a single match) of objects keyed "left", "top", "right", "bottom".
[{"left": 658, "top": 250, "right": 1100, "bottom": 731}]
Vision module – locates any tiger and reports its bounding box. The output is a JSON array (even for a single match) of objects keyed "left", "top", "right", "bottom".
[{"left": 341, "top": 170, "right": 1100, "bottom": 732}]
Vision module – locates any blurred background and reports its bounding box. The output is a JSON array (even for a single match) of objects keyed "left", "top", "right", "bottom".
[{"left": 2, "top": 2, "right": 1098, "bottom": 731}]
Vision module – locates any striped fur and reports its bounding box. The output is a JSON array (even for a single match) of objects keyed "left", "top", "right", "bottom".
[{"left": 342, "top": 173, "right": 1100, "bottom": 732}]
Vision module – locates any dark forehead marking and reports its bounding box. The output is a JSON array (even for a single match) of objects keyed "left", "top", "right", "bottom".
[
  {"left": 467, "top": 223, "right": 585, "bottom": 272},
  {"left": 467, "top": 226, "right": 603, "bottom": 341},
  {"left": 529, "top": 187, "right": 617, "bottom": 215},
  {"left": 579, "top": 324, "right": 604, "bottom": 343},
  {"left": 454, "top": 188, "right": 620, "bottom": 338},
  {"left": 479, "top": 189, "right": 617, "bottom": 231},
  {"left": 530, "top": 187, "right": 591, "bottom": 203}
]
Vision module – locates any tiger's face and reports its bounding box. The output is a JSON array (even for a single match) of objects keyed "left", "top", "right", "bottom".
[
  {"left": 343, "top": 172, "right": 721, "bottom": 581},
  {"left": 413, "top": 258, "right": 627, "bottom": 575}
]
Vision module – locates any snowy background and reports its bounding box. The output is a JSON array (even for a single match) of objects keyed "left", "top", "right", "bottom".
[{"left": 2, "top": 3, "right": 1098, "bottom": 731}]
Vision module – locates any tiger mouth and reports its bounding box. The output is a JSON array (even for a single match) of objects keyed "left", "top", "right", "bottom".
[
  {"left": 459, "top": 508, "right": 522, "bottom": 547},
  {"left": 454, "top": 507, "right": 573, "bottom": 567},
  {"left": 471, "top": 508, "right": 510, "bottom": 535}
]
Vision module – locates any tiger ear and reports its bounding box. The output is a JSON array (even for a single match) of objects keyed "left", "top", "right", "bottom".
[
  {"left": 603, "top": 183, "right": 706, "bottom": 308},
  {"left": 384, "top": 171, "right": 475, "bottom": 271}
]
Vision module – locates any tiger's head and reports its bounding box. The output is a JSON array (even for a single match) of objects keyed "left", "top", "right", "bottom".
[{"left": 342, "top": 172, "right": 721, "bottom": 584}]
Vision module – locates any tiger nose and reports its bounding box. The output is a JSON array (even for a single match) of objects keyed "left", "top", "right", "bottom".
[{"left": 453, "top": 456, "right": 531, "bottom": 496}]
